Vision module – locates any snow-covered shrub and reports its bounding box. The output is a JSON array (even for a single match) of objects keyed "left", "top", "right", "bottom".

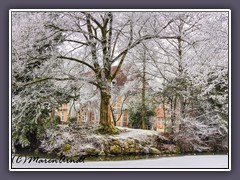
[{"left": 174, "top": 113, "right": 228, "bottom": 152}]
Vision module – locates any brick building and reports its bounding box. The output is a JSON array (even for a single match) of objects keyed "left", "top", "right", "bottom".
[{"left": 56, "top": 65, "right": 170, "bottom": 132}]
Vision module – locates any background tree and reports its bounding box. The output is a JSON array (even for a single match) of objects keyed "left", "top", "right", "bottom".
[
  {"left": 128, "top": 96, "right": 155, "bottom": 129},
  {"left": 147, "top": 12, "right": 228, "bottom": 150},
  {"left": 12, "top": 12, "right": 76, "bottom": 151}
]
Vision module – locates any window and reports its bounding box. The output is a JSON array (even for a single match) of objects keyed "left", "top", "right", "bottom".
[
  {"left": 161, "top": 118, "right": 165, "bottom": 125},
  {"left": 61, "top": 112, "right": 64, "bottom": 121},
  {"left": 82, "top": 112, "right": 87, "bottom": 123}
]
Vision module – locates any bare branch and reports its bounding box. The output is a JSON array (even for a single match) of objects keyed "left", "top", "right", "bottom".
[
  {"left": 15, "top": 77, "right": 75, "bottom": 88},
  {"left": 57, "top": 56, "right": 96, "bottom": 72}
]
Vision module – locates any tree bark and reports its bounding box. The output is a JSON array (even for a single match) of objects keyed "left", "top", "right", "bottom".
[
  {"left": 50, "top": 107, "right": 55, "bottom": 121},
  {"left": 99, "top": 90, "right": 117, "bottom": 134},
  {"left": 172, "top": 96, "right": 177, "bottom": 133},
  {"left": 141, "top": 47, "right": 147, "bottom": 129}
]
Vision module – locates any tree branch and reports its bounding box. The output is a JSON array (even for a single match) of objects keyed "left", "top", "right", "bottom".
[
  {"left": 57, "top": 56, "right": 96, "bottom": 72},
  {"left": 15, "top": 77, "right": 74, "bottom": 88},
  {"left": 65, "top": 39, "right": 89, "bottom": 46}
]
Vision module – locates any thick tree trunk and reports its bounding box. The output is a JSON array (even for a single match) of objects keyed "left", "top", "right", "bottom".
[{"left": 99, "top": 90, "right": 118, "bottom": 134}]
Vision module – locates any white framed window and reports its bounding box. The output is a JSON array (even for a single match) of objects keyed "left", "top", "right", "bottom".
[
  {"left": 161, "top": 118, "right": 165, "bottom": 125},
  {"left": 82, "top": 113, "right": 87, "bottom": 123}
]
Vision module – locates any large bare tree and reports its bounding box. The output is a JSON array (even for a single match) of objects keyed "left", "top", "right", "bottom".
[
  {"left": 12, "top": 11, "right": 183, "bottom": 134},
  {"left": 42, "top": 12, "right": 178, "bottom": 133}
]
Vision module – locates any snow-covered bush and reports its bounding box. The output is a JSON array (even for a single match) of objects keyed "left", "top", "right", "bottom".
[{"left": 174, "top": 112, "right": 228, "bottom": 152}]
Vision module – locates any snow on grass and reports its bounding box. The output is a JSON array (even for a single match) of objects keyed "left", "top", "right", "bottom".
[
  {"left": 114, "top": 127, "right": 166, "bottom": 141},
  {"left": 40, "top": 126, "right": 167, "bottom": 157}
]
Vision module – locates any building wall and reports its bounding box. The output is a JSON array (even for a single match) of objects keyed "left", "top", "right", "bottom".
[
  {"left": 56, "top": 100, "right": 170, "bottom": 133},
  {"left": 56, "top": 104, "right": 69, "bottom": 123},
  {"left": 111, "top": 95, "right": 129, "bottom": 127},
  {"left": 54, "top": 66, "right": 172, "bottom": 131},
  {"left": 115, "top": 111, "right": 128, "bottom": 127},
  {"left": 155, "top": 104, "right": 171, "bottom": 132},
  {"left": 56, "top": 103, "right": 100, "bottom": 125}
]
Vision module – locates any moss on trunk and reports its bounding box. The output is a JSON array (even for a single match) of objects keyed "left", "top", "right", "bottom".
[{"left": 97, "top": 91, "right": 118, "bottom": 134}]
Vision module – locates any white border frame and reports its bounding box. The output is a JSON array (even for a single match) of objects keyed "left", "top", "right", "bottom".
[{"left": 9, "top": 9, "right": 231, "bottom": 171}]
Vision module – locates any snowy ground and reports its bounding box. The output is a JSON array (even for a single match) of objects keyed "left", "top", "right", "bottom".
[
  {"left": 11, "top": 155, "right": 228, "bottom": 170},
  {"left": 115, "top": 127, "right": 165, "bottom": 139}
]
